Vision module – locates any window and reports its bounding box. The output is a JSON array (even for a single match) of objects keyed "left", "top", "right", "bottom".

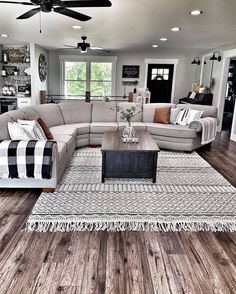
[
  {"left": 90, "top": 62, "right": 112, "bottom": 97},
  {"left": 151, "top": 68, "right": 170, "bottom": 80},
  {"left": 64, "top": 62, "right": 86, "bottom": 96},
  {"left": 61, "top": 56, "right": 116, "bottom": 99}
]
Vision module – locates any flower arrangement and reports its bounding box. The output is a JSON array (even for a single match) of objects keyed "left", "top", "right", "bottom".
[{"left": 116, "top": 104, "right": 142, "bottom": 126}]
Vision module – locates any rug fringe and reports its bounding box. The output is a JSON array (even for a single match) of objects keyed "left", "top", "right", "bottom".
[{"left": 25, "top": 220, "right": 236, "bottom": 233}]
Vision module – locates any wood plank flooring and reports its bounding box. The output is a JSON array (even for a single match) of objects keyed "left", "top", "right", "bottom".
[{"left": 0, "top": 135, "right": 235, "bottom": 294}]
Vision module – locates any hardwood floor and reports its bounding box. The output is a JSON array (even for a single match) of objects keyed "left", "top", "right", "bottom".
[{"left": 0, "top": 135, "right": 235, "bottom": 294}]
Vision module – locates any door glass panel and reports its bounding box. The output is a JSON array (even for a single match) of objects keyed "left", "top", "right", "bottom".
[
  {"left": 151, "top": 74, "right": 157, "bottom": 80},
  {"left": 152, "top": 68, "right": 157, "bottom": 75},
  {"left": 163, "top": 74, "right": 169, "bottom": 80}
]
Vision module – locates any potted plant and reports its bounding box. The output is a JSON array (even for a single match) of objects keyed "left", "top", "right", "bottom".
[{"left": 115, "top": 104, "right": 142, "bottom": 139}]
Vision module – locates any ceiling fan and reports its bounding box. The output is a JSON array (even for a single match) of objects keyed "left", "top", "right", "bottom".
[
  {"left": 64, "top": 36, "right": 110, "bottom": 53},
  {"left": 0, "top": 0, "right": 112, "bottom": 21}
]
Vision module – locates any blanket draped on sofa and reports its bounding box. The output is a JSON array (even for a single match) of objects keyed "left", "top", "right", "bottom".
[
  {"left": 0, "top": 140, "right": 56, "bottom": 179},
  {"left": 189, "top": 117, "right": 217, "bottom": 144}
]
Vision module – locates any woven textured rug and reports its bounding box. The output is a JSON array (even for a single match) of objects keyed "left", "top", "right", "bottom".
[{"left": 26, "top": 148, "right": 236, "bottom": 232}]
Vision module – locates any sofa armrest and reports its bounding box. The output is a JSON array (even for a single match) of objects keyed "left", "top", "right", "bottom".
[
  {"left": 188, "top": 117, "right": 218, "bottom": 133},
  {"left": 188, "top": 120, "right": 203, "bottom": 132}
]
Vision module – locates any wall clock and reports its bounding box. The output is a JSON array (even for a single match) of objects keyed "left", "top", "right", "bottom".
[{"left": 38, "top": 53, "right": 47, "bottom": 82}]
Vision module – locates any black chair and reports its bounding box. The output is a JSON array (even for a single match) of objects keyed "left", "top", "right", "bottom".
[{"left": 179, "top": 92, "right": 213, "bottom": 106}]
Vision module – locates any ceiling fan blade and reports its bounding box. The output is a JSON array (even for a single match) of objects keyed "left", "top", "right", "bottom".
[
  {"left": 90, "top": 47, "right": 110, "bottom": 53},
  {"left": 64, "top": 45, "right": 77, "bottom": 48},
  {"left": 61, "top": 0, "right": 112, "bottom": 7},
  {"left": 54, "top": 7, "right": 91, "bottom": 21},
  {"left": 17, "top": 7, "right": 41, "bottom": 19},
  {"left": 0, "top": 0, "right": 34, "bottom": 4}
]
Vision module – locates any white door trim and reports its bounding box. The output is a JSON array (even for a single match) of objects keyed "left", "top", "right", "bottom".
[
  {"left": 218, "top": 48, "right": 236, "bottom": 141},
  {"left": 144, "top": 58, "right": 179, "bottom": 103}
]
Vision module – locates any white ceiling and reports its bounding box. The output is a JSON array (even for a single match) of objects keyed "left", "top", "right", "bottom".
[{"left": 0, "top": 0, "right": 236, "bottom": 52}]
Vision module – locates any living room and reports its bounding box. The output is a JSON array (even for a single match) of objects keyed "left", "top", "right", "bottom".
[{"left": 0, "top": 1, "right": 235, "bottom": 293}]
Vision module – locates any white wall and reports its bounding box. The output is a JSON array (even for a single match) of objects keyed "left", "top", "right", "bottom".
[
  {"left": 30, "top": 43, "right": 48, "bottom": 105},
  {"left": 48, "top": 49, "right": 198, "bottom": 103}
]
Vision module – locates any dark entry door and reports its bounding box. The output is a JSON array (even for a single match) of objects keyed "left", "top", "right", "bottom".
[{"left": 147, "top": 64, "right": 174, "bottom": 103}]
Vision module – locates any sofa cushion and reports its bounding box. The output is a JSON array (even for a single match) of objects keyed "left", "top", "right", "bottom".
[
  {"left": 50, "top": 123, "right": 90, "bottom": 136},
  {"left": 59, "top": 102, "right": 92, "bottom": 124},
  {"left": 0, "top": 112, "right": 13, "bottom": 140},
  {"left": 92, "top": 102, "right": 116, "bottom": 122},
  {"left": 176, "top": 104, "right": 218, "bottom": 118},
  {"left": 50, "top": 125, "right": 77, "bottom": 137},
  {"left": 52, "top": 134, "right": 75, "bottom": 151},
  {"left": 116, "top": 102, "right": 143, "bottom": 122},
  {"left": 143, "top": 103, "right": 176, "bottom": 122},
  {"left": 90, "top": 122, "right": 118, "bottom": 133},
  {"left": 7, "top": 109, "right": 27, "bottom": 121},
  {"left": 20, "top": 107, "right": 40, "bottom": 120},
  {"left": 118, "top": 122, "right": 147, "bottom": 131},
  {"left": 146, "top": 123, "right": 197, "bottom": 139},
  {"left": 32, "top": 104, "right": 64, "bottom": 127}
]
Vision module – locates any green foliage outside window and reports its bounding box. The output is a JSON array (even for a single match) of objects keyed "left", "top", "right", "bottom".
[{"left": 64, "top": 61, "right": 112, "bottom": 97}]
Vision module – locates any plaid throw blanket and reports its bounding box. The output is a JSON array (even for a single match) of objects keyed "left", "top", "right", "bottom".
[{"left": 0, "top": 140, "right": 56, "bottom": 179}]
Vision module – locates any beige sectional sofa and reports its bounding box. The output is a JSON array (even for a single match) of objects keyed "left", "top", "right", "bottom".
[{"left": 0, "top": 102, "right": 218, "bottom": 189}]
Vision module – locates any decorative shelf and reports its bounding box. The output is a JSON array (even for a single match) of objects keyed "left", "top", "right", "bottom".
[{"left": 122, "top": 80, "right": 139, "bottom": 86}]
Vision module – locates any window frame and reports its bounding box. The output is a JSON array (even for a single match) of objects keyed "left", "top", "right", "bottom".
[{"left": 60, "top": 55, "right": 117, "bottom": 99}]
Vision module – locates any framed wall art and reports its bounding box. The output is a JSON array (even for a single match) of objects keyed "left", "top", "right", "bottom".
[{"left": 122, "top": 65, "right": 140, "bottom": 78}]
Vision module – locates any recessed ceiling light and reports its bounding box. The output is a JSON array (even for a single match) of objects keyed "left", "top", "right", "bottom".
[
  {"left": 1, "top": 33, "right": 8, "bottom": 38},
  {"left": 72, "top": 25, "right": 82, "bottom": 30},
  {"left": 171, "top": 27, "right": 181, "bottom": 32},
  {"left": 190, "top": 10, "right": 203, "bottom": 16},
  {"left": 152, "top": 44, "right": 158, "bottom": 48},
  {"left": 160, "top": 38, "right": 167, "bottom": 41}
]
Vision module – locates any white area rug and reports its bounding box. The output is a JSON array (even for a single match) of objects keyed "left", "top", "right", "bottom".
[{"left": 26, "top": 148, "right": 236, "bottom": 232}]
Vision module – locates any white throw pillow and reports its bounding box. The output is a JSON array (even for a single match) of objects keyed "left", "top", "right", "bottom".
[
  {"left": 8, "top": 122, "right": 33, "bottom": 140},
  {"left": 188, "top": 109, "right": 204, "bottom": 124},
  {"left": 176, "top": 109, "right": 190, "bottom": 125},
  {"left": 18, "top": 119, "right": 47, "bottom": 140},
  {"left": 169, "top": 108, "right": 181, "bottom": 125}
]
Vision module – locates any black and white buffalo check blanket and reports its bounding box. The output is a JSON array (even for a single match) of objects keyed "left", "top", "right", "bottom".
[{"left": 0, "top": 140, "right": 56, "bottom": 179}]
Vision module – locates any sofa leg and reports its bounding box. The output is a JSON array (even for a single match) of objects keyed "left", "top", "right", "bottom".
[{"left": 42, "top": 188, "right": 55, "bottom": 193}]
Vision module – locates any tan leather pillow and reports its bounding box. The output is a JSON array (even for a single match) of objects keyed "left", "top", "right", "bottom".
[
  {"left": 153, "top": 107, "right": 171, "bottom": 124},
  {"left": 37, "top": 117, "right": 54, "bottom": 140}
]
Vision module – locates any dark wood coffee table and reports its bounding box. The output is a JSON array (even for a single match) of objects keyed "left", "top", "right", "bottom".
[{"left": 101, "top": 131, "right": 160, "bottom": 183}]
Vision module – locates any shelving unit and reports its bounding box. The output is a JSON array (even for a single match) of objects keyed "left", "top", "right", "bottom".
[{"left": 0, "top": 45, "right": 32, "bottom": 111}]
